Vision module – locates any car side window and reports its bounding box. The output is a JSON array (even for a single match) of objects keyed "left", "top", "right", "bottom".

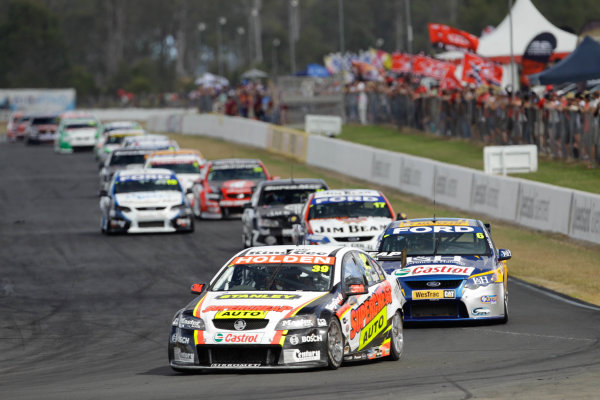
[
  {"left": 342, "top": 252, "right": 365, "bottom": 289},
  {"left": 366, "top": 254, "right": 387, "bottom": 282},
  {"left": 355, "top": 251, "right": 381, "bottom": 286}
]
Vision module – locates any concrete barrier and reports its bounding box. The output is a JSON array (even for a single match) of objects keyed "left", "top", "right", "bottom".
[{"left": 484, "top": 144, "right": 538, "bottom": 175}]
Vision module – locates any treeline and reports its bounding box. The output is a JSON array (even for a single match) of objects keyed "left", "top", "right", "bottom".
[{"left": 0, "top": 0, "right": 596, "bottom": 100}]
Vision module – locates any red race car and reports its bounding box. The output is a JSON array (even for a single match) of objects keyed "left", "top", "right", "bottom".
[
  {"left": 6, "top": 112, "right": 30, "bottom": 142},
  {"left": 191, "top": 158, "right": 272, "bottom": 219}
]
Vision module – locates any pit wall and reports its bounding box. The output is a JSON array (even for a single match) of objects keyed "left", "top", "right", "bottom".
[{"left": 147, "top": 112, "right": 600, "bottom": 245}]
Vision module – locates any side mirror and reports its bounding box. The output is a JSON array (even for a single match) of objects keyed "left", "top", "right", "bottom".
[
  {"left": 484, "top": 223, "right": 492, "bottom": 233},
  {"left": 190, "top": 283, "right": 205, "bottom": 294},
  {"left": 343, "top": 277, "right": 368, "bottom": 296},
  {"left": 498, "top": 249, "right": 512, "bottom": 261},
  {"left": 396, "top": 212, "right": 407, "bottom": 221},
  {"left": 99, "top": 189, "right": 108, "bottom": 197},
  {"left": 185, "top": 187, "right": 193, "bottom": 195}
]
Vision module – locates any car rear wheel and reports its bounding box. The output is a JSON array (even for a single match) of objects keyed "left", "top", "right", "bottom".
[
  {"left": 326, "top": 318, "right": 344, "bottom": 369},
  {"left": 387, "top": 311, "right": 404, "bottom": 361},
  {"left": 501, "top": 292, "right": 509, "bottom": 324}
]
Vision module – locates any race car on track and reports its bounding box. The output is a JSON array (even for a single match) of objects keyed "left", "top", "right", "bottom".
[
  {"left": 168, "top": 245, "right": 405, "bottom": 371},
  {"left": 99, "top": 148, "right": 157, "bottom": 192},
  {"left": 54, "top": 112, "right": 101, "bottom": 153},
  {"left": 191, "top": 158, "right": 272, "bottom": 219},
  {"left": 99, "top": 168, "right": 194, "bottom": 234},
  {"left": 6, "top": 111, "right": 29, "bottom": 142},
  {"left": 96, "top": 128, "right": 145, "bottom": 165},
  {"left": 241, "top": 179, "right": 329, "bottom": 247},
  {"left": 95, "top": 121, "right": 143, "bottom": 161},
  {"left": 121, "top": 134, "right": 179, "bottom": 150},
  {"left": 24, "top": 114, "right": 59, "bottom": 144},
  {"left": 291, "top": 189, "right": 402, "bottom": 251},
  {"left": 373, "top": 217, "right": 511, "bottom": 323},
  {"left": 145, "top": 149, "right": 206, "bottom": 200}
]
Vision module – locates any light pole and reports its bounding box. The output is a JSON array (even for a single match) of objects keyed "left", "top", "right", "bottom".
[
  {"left": 217, "top": 16, "right": 227, "bottom": 76},
  {"left": 338, "top": 0, "right": 345, "bottom": 53},
  {"left": 197, "top": 22, "right": 206, "bottom": 74},
  {"left": 272, "top": 38, "right": 280, "bottom": 77},
  {"left": 289, "top": 0, "right": 298, "bottom": 75},
  {"left": 405, "top": 0, "right": 413, "bottom": 54},
  {"left": 237, "top": 26, "right": 246, "bottom": 69}
]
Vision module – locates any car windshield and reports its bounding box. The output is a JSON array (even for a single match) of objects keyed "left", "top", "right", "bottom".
[
  {"left": 308, "top": 198, "right": 391, "bottom": 219},
  {"left": 149, "top": 162, "right": 200, "bottom": 174},
  {"left": 258, "top": 188, "right": 322, "bottom": 206},
  {"left": 113, "top": 177, "right": 181, "bottom": 193},
  {"left": 32, "top": 117, "right": 58, "bottom": 125},
  {"left": 212, "top": 262, "right": 333, "bottom": 292},
  {"left": 207, "top": 167, "right": 266, "bottom": 182},
  {"left": 66, "top": 122, "right": 97, "bottom": 129},
  {"left": 379, "top": 229, "right": 491, "bottom": 256},
  {"left": 109, "top": 153, "right": 148, "bottom": 166}
]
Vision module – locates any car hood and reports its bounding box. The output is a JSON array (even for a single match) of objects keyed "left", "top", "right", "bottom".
[
  {"left": 381, "top": 255, "right": 496, "bottom": 279},
  {"left": 257, "top": 204, "right": 303, "bottom": 218},
  {"left": 219, "top": 179, "right": 257, "bottom": 194},
  {"left": 176, "top": 173, "right": 201, "bottom": 190},
  {"left": 115, "top": 191, "right": 183, "bottom": 207},
  {"left": 190, "top": 291, "right": 329, "bottom": 318},
  {"left": 67, "top": 127, "right": 96, "bottom": 135},
  {"left": 310, "top": 217, "right": 392, "bottom": 237}
]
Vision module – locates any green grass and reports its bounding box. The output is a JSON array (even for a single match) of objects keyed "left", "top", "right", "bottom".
[{"left": 340, "top": 124, "right": 600, "bottom": 194}]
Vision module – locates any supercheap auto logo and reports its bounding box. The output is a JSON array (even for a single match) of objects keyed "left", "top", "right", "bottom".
[{"left": 350, "top": 282, "right": 392, "bottom": 341}]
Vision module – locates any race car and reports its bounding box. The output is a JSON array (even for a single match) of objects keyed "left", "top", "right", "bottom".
[
  {"left": 99, "top": 168, "right": 194, "bottom": 234},
  {"left": 373, "top": 217, "right": 511, "bottom": 323},
  {"left": 54, "top": 112, "right": 101, "bottom": 153},
  {"left": 96, "top": 128, "right": 145, "bottom": 166},
  {"left": 168, "top": 245, "right": 405, "bottom": 371},
  {"left": 145, "top": 149, "right": 206, "bottom": 199},
  {"left": 121, "top": 134, "right": 179, "bottom": 150},
  {"left": 24, "top": 114, "right": 59, "bottom": 144},
  {"left": 191, "top": 158, "right": 272, "bottom": 219},
  {"left": 99, "top": 148, "right": 159, "bottom": 192},
  {"left": 241, "top": 179, "right": 329, "bottom": 247},
  {"left": 6, "top": 111, "right": 29, "bottom": 142},
  {"left": 291, "top": 189, "right": 403, "bottom": 251},
  {"left": 94, "top": 121, "right": 143, "bottom": 161}
]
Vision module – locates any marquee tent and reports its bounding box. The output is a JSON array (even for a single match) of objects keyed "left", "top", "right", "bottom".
[
  {"left": 477, "top": 0, "right": 577, "bottom": 63},
  {"left": 530, "top": 36, "right": 600, "bottom": 85}
]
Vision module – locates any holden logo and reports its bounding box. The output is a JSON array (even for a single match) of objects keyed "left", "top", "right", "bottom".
[
  {"left": 289, "top": 335, "right": 299, "bottom": 345},
  {"left": 214, "top": 333, "right": 224, "bottom": 343},
  {"left": 233, "top": 319, "right": 247, "bottom": 331},
  {"left": 426, "top": 281, "right": 441, "bottom": 287}
]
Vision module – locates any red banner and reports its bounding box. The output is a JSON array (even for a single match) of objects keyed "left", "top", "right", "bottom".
[
  {"left": 428, "top": 23, "right": 479, "bottom": 52},
  {"left": 390, "top": 53, "right": 412, "bottom": 73},
  {"left": 440, "top": 66, "right": 462, "bottom": 91},
  {"left": 461, "top": 53, "right": 503, "bottom": 87},
  {"left": 412, "top": 55, "right": 454, "bottom": 80}
]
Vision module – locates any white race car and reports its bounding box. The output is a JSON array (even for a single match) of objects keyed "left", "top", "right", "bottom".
[
  {"left": 144, "top": 149, "right": 206, "bottom": 197},
  {"left": 99, "top": 168, "right": 194, "bottom": 234},
  {"left": 168, "top": 245, "right": 405, "bottom": 371},
  {"left": 292, "top": 189, "right": 402, "bottom": 251}
]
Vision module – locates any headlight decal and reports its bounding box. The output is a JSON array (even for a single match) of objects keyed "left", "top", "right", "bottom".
[{"left": 271, "top": 293, "right": 329, "bottom": 345}]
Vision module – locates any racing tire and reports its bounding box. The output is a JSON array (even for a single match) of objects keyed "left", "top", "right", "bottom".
[
  {"left": 326, "top": 318, "right": 344, "bottom": 370},
  {"left": 387, "top": 311, "right": 404, "bottom": 361},
  {"left": 501, "top": 292, "right": 509, "bottom": 324},
  {"left": 221, "top": 208, "right": 230, "bottom": 219}
]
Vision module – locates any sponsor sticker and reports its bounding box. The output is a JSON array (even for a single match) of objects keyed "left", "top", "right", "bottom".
[
  {"left": 289, "top": 335, "right": 299, "bottom": 345},
  {"left": 481, "top": 295, "right": 498, "bottom": 304},
  {"left": 359, "top": 307, "right": 387, "bottom": 350},
  {"left": 349, "top": 282, "right": 393, "bottom": 340},
  {"left": 301, "top": 334, "right": 323, "bottom": 343},
  {"left": 392, "top": 226, "right": 474, "bottom": 234},
  {"left": 215, "top": 293, "right": 300, "bottom": 300},
  {"left": 400, "top": 266, "right": 474, "bottom": 277},
  {"left": 211, "top": 363, "right": 262, "bottom": 368},
  {"left": 284, "top": 349, "right": 321, "bottom": 363},
  {"left": 232, "top": 255, "right": 334, "bottom": 265},
  {"left": 173, "top": 347, "right": 194, "bottom": 363},
  {"left": 203, "top": 305, "right": 293, "bottom": 313},
  {"left": 213, "top": 332, "right": 264, "bottom": 343},
  {"left": 396, "top": 219, "right": 470, "bottom": 227},
  {"left": 317, "top": 318, "right": 327, "bottom": 327},
  {"left": 214, "top": 310, "right": 267, "bottom": 319},
  {"left": 412, "top": 289, "right": 456, "bottom": 300}
]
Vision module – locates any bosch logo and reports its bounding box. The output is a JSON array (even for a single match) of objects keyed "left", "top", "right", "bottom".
[
  {"left": 426, "top": 281, "right": 441, "bottom": 287},
  {"left": 233, "top": 319, "right": 247, "bottom": 331}
]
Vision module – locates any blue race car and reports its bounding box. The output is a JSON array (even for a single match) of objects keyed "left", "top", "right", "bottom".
[{"left": 373, "top": 218, "right": 511, "bottom": 323}]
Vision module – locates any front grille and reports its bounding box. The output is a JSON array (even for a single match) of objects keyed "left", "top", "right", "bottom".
[
  {"left": 138, "top": 221, "right": 164, "bottom": 228},
  {"left": 212, "top": 319, "right": 269, "bottom": 330},
  {"left": 334, "top": 236, "right": 373, "bottom": 242},
  {"left": 197, "top": 345, "right": 281, "bottom": 366},
  {"left": 136, "top": 206, "right": 166, "bottom": 211},
  {"left": 405, "top": 280, "right": 462, "bottom": 290},
  {"left": 407, "top": 301, "right": 469, "bottom": 318}
]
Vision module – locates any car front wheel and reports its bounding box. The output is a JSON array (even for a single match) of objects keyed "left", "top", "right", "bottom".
[{"left": 326, "top": 318, "right": 344, "bottom": 369}]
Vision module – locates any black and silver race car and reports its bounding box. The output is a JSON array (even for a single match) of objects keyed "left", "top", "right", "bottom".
[
  {"left": 241, "top": 179, "right": 329, "bottom": 247},
  {"left": 168, "top": 245, "right": 405, "bottom": 371}
]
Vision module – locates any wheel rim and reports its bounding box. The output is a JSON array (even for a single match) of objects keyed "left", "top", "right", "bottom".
[
  {"left": 328, "top": 321, "right": 343, "bottom": 364},
  {"left": 391, "top": 313, "right": 403, "bottom": 354}
]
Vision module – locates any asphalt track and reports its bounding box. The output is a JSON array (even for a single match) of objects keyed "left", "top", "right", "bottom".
[{"left": 1, "top": 140, "right": 599, "bottom": 400}]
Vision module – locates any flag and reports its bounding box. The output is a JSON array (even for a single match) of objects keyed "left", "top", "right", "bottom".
[
  {"left": 428, "top": 23, "right": 479, "bottom": 52},
  {"left": 461, "top": 53, "right": 503, "bottom": 86},
  {"left": 391, "top": 53, "right": 413, "bottom": 73},
  {"left": 412, "top": 55, "right": 454, "bottom": 80}
]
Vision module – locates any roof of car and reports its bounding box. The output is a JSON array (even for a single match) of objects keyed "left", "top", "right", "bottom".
[
  {"left": 106, "top": 129, "right": 145, "bottom": 137},
  {"left": 387, "top": 217, "right": 481, "bottom": 229},
  {"left": 110, "top": 148, "right": 157, "bottom": 156},
  {"left": 312, "top": 188, "right": 382, "bottom": 198},
  {"left": 148, "top": 149, "right": 204, "bottom": 158},
  {"left": 117, "top": 168, "right": 175, "bottom": 177},
  {"left": 210, "top": 158, "right": 262, "bottom": 165},
  {"left": 256, "top": 178, "right": 327, "bottom": 190}
]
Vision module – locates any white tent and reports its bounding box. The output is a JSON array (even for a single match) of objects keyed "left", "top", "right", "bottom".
[{"left": 477, "top": 0, "right": 577, "bottom": 63}]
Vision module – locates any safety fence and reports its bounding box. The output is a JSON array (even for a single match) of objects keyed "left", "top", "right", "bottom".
[
  {"left": 345, "top": 92, "right": 600, "bottom": 165},
  {"left": 147, "top": 112, "right": 600, "bottom": 246}
]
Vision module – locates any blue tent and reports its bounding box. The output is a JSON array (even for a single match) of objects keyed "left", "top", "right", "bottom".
[
  {"left": 530, "top": 36, "right": 600, "bottom": 85},
  {"left": 297, "top": 64, "right": 330, "bottom": 77}
]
